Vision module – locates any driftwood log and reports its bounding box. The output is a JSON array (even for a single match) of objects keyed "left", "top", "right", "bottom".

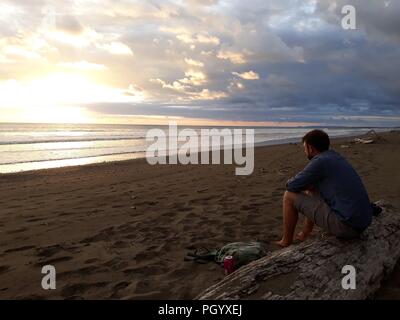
[{"left": 197, "top": 201, "right": 400, "bottom": 300}]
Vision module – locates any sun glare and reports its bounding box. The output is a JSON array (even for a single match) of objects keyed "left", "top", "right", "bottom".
[
  {"left": 0, "top": 72, "right": 143, "bottom": 123},
  {"left": 22, "top": 106, "right": 91, "bottom": 124},
  {"left": 24, "top": 73, "right": 129, "bottom": 106}
]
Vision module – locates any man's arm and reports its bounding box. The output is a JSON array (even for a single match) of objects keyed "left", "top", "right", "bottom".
[{"left": 286, "top": 158, "right": 324, "bottom": 193}]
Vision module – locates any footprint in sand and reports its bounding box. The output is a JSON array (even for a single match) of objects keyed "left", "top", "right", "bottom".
[
  {"left": 177, "top": 206, "right": 194, "bottom": 213},
  {"left": 240, "top": 204, "right": 256, "bottom": 210},
  {"left": 135, "top": 201, "right": 159, "bottom": 206},
  {"left": 6, "top": 227, "right": 28, "bottom": 235},
  {"left": 60, "top": 282, "right": 109, "bottom": 298},
  {"left": 133, "top": 251, "right": 158, "bottom": 262},
  {"left": 103, "top": 257, "right": 129, "bottom": 270},
  {"left": 250, "top": 193, "right": 265, "bottom": 198},
  {"left": 36, "top": 244, "right": 69, "bottom": 258},
  {"left": 123, "top": 264, "right": 167, "bottom": 276},
  {"left": 222, "top": 210, "right": 237, "bottom": 216},
  {"left": 58, "top": 266, "right": 105, "bottom": 280},
  {"left": 0, "top": 265, "right": 11, "bottom": 275},
  {"left": 80, "top": 226, "right": 117, "bottom": 243},
  {"left": 5, "top": 204, "right": 23, "bottom": 209},
  {"left": 56, "top": 212, "right": 76, "bottom": 217},
  {"left": 117, "top": 224, "right": 137, "bottom": 234},
  {"left": 112, "top": 281, "right": 130, "bottom": 291},
  {"left": 111, "top": 240, "right": 130, "bottom": 249},
  {"left": 34, "top": 256, "right": 73, "bottom": 267},
  {"left": 5, "top": 245, "right": 36, "bottom": 253},
  {"left": 84, "top": 258, "right": 99, "bottom": 264},
  {"left": 27, "top": 217, "right": 46, "bottom": 223}
]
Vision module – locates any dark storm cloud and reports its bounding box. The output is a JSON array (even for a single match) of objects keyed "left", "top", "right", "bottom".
[{"left": 315, "top": 0, "right": 400, "bottom": 42}]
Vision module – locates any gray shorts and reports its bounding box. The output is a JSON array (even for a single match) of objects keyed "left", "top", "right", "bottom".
[{"left": 294, "top": 193, "right": 361, "bottom": 239}]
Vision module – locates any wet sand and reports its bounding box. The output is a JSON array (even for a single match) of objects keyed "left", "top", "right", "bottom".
[{"left": 0, "top": 131, "right": 399, "bottom": 299}]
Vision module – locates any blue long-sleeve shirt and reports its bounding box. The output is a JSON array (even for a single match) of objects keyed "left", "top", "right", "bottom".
[{"left": 286, "top": 149, "right": 372, "bottom": 230}]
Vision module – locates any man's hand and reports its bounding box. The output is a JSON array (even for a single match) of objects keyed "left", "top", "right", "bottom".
[
  {"left": 303, "top": 185, "right": 317, "bottom": 196},
  {"left": 305, "top": 185, "right": 316, "bottom": 192}
]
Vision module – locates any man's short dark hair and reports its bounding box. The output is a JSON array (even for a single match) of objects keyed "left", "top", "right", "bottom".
[{"left": 302, "top": 129, "right": 330, "bottom": 152}]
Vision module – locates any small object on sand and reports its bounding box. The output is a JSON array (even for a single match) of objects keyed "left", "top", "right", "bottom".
[
  {"left": 366, "top": 129, "right": 378, "bottom": 137},
  {"left": 277, "top": 168, "right": 289, "bottom": 175},
  {"left": 340, "top": 145, "right": 350, "bottom": 148},
  {"left": 223, "top": 256, "right": 235, "bottom": 275},
  {"left": 354, "top": 138, "right": 374, "bottom": 144}
]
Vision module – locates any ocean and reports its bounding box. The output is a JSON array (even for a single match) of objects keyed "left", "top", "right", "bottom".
[{"left": 0, "top": 123, "right": 390, "bottom": 173}]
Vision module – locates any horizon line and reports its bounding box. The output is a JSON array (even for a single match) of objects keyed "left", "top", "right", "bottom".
[{"left": 0, "top": 121, "right": 398, "bottom": 129}]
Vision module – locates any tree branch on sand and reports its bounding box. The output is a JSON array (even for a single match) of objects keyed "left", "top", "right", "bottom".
[{"left": 197, "top": 201, "right": 400, "bottom": 300}]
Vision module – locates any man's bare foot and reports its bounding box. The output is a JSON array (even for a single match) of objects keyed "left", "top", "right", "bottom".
[
  {"left": 296, "top": 231, "right": 311, "bottom": 242},
  {"left": 274, "top": 239, "right": 292, "bottom": 248}
]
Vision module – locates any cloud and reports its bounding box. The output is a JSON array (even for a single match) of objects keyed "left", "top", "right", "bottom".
[
  {"left": 58, "top": 60, "right": 108, "bottom": 71},
  {"left": 217, "top": 50, "right": 247, "bottom": 64},
  {"left": 232, "top": 71, "right": 260, "bottom": 80},
  {"left": 186, "top": 0, "right": 220, "bottom": 7},
  {"left": 1, "top": 45, "right": 41, "bottom": 60},
  {"left": 45, "top": 27, "right": 102, "bottom": 48},
  {"left": 151, "top": 69, "right": 207, "bottom": 96},
  {"left": 184, "top": 58, "right": 204, "bottom": 67},
  {"left": 96, "top": 41, "right": 134, "bottom": 55},
  {"left": 56, "top": 15, "right": 84, "bottom": 35},
  {"left": 188, "top": 89, "right": 228, "bottom": 100},
  {"left": 0, "top": 0, "right": 399, "bottom": 126},
  {"left": 179, "top": 70, "right": 207, "bottom": 86},
  {"left": 176, "top": 33, "right": 220, "bottom": 45},
  {"left": 315, "top": 0, "right": 400, "bottom": 42},
  {"left": 151, "top": 78, "right": 190, "bottom": 93}
]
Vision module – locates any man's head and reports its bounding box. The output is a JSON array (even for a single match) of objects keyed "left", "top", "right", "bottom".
[{"left": 302, "top": 129, "right": 330, "bottom": 160}]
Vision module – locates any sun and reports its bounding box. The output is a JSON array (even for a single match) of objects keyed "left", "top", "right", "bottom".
[
  {"left": 26, "top": 73, "right": 116, "bottom": 106},
  {"left": 0, "top": 72, "right": 142, "bottom": 124}
]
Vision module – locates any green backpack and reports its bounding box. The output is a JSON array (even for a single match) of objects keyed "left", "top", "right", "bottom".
[{"left": 185, "top": 241, "right": 268, "bottom": 269}]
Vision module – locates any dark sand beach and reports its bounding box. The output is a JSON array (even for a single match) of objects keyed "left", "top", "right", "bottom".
[{"left": 0, "top": 131, "right": 399, "bottom": 299}]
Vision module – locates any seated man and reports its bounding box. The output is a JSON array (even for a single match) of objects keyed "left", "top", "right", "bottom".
[{"left": 276, "top": 129, "right": 372, "bottom": 247}]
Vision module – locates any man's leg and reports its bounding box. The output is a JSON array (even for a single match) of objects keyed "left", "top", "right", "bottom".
[
  {"left": 275, "top": 191, "right": 300, "bottom": 247},
  {"left": 288, "top": 192, "right": 361, "bottom": 240},
  {"left": 297, "top": 217, "right": 314, "bottom": 241},
  {"left": 296, "top": 189, "right": 316, "bottom": 241}
]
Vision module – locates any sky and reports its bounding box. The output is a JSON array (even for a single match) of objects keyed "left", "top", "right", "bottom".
[{"left": 0, "top": 0, "right": 399, "bottom": 126}]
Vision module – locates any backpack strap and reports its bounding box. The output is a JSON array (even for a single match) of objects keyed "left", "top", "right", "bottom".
[{"left": 184, "top": 247, "right": 218, "bottom": 264}]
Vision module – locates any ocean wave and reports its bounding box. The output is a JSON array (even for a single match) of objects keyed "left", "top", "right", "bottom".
[
  {"left": 0, "top": 136, "right": 147, "bottom": 145},
  {"left": 0, "top": 150, "right": 146, "bottom": 165},
  {"left": 0, "top": 131, "right": 252, "bottom": 146}
]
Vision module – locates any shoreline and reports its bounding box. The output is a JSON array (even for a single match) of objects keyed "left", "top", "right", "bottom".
[{"left": 0, "top": 130, "right": 387, "bottom": 177}]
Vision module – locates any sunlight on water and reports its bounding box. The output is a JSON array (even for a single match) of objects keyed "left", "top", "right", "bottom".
[
  {"left": 0, "top": 152, "right": 146, "bottom": 174},
  {"left": 0, "top": 123, "right": 389, "bottom": 174}
]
